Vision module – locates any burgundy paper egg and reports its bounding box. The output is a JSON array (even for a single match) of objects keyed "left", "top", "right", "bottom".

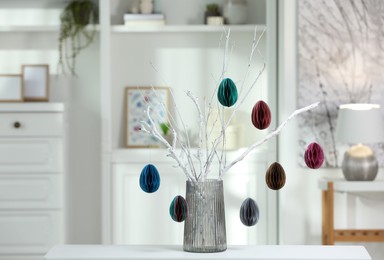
[
  {"left": 169, "top": 195, "right": 188, "bottom": 222},
  {"left": 251, "top": 100, "right": 271, "bottom": 130},
  {"left": 240, "top": 198, "right": 259, "bottom": 227},
  {"left": 304, "top": 142, "right": 324, "bottom": 169},
  {"left": 265, "top": 162, "right": 286, "bottom": 190}
]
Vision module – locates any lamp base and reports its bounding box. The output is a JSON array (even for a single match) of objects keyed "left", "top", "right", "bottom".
[{"left": 342, "top": 145, "right": 378, "bottom": 181}]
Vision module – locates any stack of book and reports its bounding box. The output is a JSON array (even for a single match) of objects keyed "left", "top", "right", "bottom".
[{"left": 124, "top": 13, "right": 166, "bottom": 26}]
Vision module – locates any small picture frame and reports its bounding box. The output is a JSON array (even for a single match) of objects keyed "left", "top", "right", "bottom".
[
  {"left": 125, "top": 86, "right": 170, "bottom": 148},
  {"left": 0, "top": 74, "right": 23, "bottom": 102},
  {"left": 22, "top": 64, "right": 49, "bottom": 101}
]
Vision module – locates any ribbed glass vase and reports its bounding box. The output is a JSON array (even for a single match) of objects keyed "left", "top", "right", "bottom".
[{"left": 183, "top": 179, "right": 227, "bottom": 253}]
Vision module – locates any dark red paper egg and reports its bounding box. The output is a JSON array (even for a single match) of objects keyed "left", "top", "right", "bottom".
[
  {"left": 251, "top": 100, "right": 271, "bottom": 129},
  {"left": 265, "top": 162, "right": 286, "bottom": 190},
  {"left": 304, "top": 142, "right": 324, "bottom": 169}
]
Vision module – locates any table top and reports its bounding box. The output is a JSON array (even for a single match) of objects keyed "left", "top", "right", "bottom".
[
  {"left": 44, "top": 245, "right": 371, "bottom": 260},
  {"left": 318, "top": 178, "right": 384, "bottom": 192}
]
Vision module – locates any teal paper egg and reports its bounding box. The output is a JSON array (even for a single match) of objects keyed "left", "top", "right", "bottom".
[
  {"left": 139, "top": 164, "right": 160, "bottom": 193},
  {"left": 169, "top": 195, "right": 188, "bottom": 222},
  {"left": 217, "top": 78, "right": 238, "bottom": 107}
]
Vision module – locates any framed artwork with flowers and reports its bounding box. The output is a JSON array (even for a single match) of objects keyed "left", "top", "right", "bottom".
[{"left": 125, "top": 86, "right": 170, "bottom": 148}]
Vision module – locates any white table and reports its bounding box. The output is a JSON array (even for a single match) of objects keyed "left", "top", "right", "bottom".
[{"left": 44, "top": 245, "right": 371, "bottom": 260}]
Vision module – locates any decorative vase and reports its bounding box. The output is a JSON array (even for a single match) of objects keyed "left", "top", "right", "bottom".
[
  {"left": 183, "top": 180, "right": 227, "bottom": 253},
  {"left": 223, "top": 0, "right": 247, "bottom": 24},
  {"left": 140, "top": 0, "right": 153, "bottom": 14}
]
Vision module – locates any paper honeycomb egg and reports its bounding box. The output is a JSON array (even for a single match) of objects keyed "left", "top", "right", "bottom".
[
  {"left": 265, "top": 162, "right": 286, "bottom": 190},
  {"left": 240, "top": 198, "right": 259, "bottom": 227},
  {"left": 169, "top": 195, "right": 188, "bottom": 222},
  {"left": 251, "top": 100, "right": 271, "bottom": 129},
  {"left": 139, "top": 164, "right": 160, "bottom": 193},
  {"left": 217, "top": 78, "right": 238, "bottom": 107},
  {"left": 304, "top": 142, "right": 324, "bottom": 169}
]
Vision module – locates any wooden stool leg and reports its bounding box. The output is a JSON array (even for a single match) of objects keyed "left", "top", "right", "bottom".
[
  {"left": 322, "top": 182, "right": 335, "bottom": 245},
  {"left": 322, "top": 188, "right": 328, "bottom": 245}
]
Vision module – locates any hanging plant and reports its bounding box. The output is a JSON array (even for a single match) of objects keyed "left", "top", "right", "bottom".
[{"left": 58, "top": 0, "right": 98, "bottom": 75}]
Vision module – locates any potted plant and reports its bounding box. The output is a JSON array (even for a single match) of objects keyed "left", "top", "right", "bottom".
[
  {"left": 159, "top": 122, "right": 173, "bottom": 145},
  {"left": 205, "top": 3, "right": 221, "bottom": 24},
  {"left": 58, "top": 0, "right": 98, "bottom": 75}
]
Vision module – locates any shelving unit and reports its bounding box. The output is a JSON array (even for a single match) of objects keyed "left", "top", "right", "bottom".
[{"left": 100, "top": 0, "right": 278, "bottom": 246}]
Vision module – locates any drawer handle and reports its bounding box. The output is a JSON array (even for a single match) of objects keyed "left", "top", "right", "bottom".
[{"left": 13, "top": 122, "right": 21, "bottom": 128}]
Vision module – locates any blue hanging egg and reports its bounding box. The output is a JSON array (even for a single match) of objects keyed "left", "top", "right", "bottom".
[
  {"left": 139, "top": 164, "right": 160, "bottom": 193},
  {"left": 240, "top": 198, "right": 259, "bottom": 227},
  {"left": 169, "top": 195, "right": 188, "bottom": 222},
  {"left": 217, "top": 78, "right": 238, "bottom": 107}
]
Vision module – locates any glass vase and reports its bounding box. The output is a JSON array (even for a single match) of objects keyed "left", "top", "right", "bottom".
[{"left": 183, "top": 179, "right": 227, "bottom": 253}]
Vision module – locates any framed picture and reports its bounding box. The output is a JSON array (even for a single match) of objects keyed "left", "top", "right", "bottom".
[
  {"left": 125, "top": 86, "right": 170, "bottom": 148},
  {"left": 0, "top": 74, "right": 23, "bottom": 102},
  {"left": 22, "top": 64, "right": 49, "bottom": 101}
]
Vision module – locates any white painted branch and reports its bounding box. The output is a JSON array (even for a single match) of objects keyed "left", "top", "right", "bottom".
[
  {"left": 140, "top": 108, "right": 194, "bottom": 181},
  {"left": 186, "top": 91, "right": 204, "bottom": 180},
  {"left": 222, "top": 102, "right": 321, "bottom": 174}
]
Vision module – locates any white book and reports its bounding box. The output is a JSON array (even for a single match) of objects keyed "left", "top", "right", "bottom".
[
  {"left": 124, "top": 19, "right": 166, "bottom": 26},
  {"left": 123, "top": 13, "right": 165, "bottom": 21}
]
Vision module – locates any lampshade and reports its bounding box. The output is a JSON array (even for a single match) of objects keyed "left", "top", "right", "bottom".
[{"left": 335, "top": 104, "right": 384, "bottom": 144}]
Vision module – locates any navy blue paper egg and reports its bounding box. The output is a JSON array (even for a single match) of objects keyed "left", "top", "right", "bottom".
[
  {"left": 217, "top": 78, "right": 238, "bottom": 107},
  {"left": 139, "top": 164, "right": 160, "bottom": 193},
  {"left": 240, "top": 198, "right": 259, "bottom": 227},
  {"left": 169, "top": 195, "right": 188, "bottom": 222}
]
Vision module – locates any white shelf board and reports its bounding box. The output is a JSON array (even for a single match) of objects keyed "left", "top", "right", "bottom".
[
  {"left": 318, "top": 178, "right": 384, "bottom": 192},
  {"left": 112, "top": 24, "right": 266, "bottom": 33},
  {"left": 111, "top": 147, "right": 269, "bottom": 163},
  {"left": 0, "top": 102, "right": 64, "bottom": 112},
  {"left": 0, "top": 25, "right": 100, "bottom": 33},
  {"left": 0, "top": 25, "right": 59, "bottom": 32}
]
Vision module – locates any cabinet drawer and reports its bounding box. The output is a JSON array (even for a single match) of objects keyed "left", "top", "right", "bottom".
[
  {"left": 0, "top": 113, "right": 63, "bottom": 137},
  {"left": 0, "top": 174, "right": 62, "bottom": 209},
  {"left": 0, "top": 138, "right": 62, "bottom": 173},
  {"left": 0, "top": 211, "right": 63, "bottom": 255}
]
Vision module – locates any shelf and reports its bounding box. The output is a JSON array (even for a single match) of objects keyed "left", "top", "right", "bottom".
[
  {"left": 0, "top": 25, "right": 100, "bottom": 32},
  {"left": 0, "top": 102, "right": 64, "bottom": 112},
  {"left": 112, "top": 24, "right": 266, "bottom": 33},
  {"left": 110, "top": 147, "right": 269, "bottom": 163},
  {"left": 0, "top": 25, "right": 59, "bottom": 32}
]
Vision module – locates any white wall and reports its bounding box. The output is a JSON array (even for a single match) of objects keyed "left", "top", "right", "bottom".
[
  {"left": 66, "top": 40, "right": 102, "bottom": 244},
  {"left": 278, "top": 1, "right": 384, "bottom": 259}
]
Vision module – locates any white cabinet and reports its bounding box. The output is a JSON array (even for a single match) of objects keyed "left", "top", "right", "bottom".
[
  {"left": 110, "top": 149, "right": 273, "bottom": 246},
  {"left": 0, "top": 103, "right": 66, "bottom": 259}
]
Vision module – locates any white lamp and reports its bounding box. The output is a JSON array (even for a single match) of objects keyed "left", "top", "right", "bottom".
[{"left": 335, "top": 104, "right": 384, "bottom": 181}]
